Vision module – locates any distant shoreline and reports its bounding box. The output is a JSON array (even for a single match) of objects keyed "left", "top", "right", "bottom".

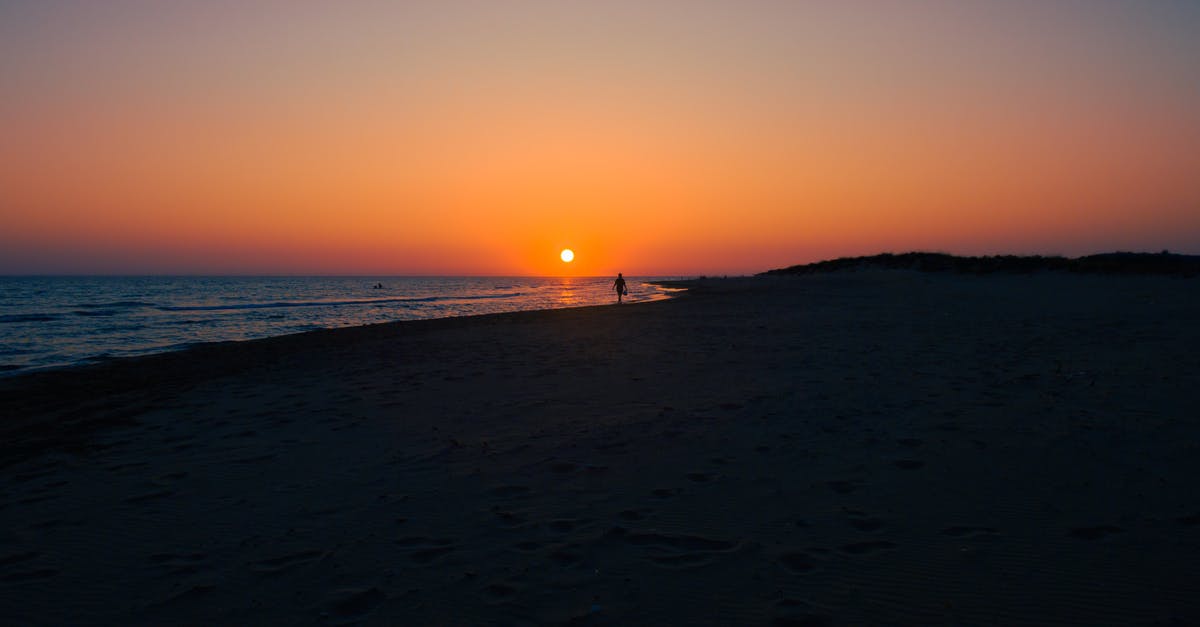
[{"left": 760, "top": 251, "right": 1200, "bottom": 277}]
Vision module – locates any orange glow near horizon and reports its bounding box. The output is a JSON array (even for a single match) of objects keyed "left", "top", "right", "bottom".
[{"left": 1, "top": 2, "right": 1198, "bottom": 275}]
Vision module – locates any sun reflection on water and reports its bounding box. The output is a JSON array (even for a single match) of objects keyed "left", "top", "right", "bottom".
[{"left": 555, "top": 277, "right": 580, "bottom": 306}]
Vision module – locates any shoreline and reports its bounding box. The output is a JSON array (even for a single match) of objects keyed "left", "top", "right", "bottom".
[
  {"left": 2, "top": 271, "right": 1198, "bottom": 624},
  {"left": 0, "top": 295, "right": 685, "bottom": 467},
  {"left": 0, "top": 276, "right": 684, "bottom": 378},
  {"left": 0, "top": 289, "right": 685, "bottom": 382}
]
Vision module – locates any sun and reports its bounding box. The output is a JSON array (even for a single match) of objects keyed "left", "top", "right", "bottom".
[{"left": 560, "top": 248, "right": 575, "bottom": 263}]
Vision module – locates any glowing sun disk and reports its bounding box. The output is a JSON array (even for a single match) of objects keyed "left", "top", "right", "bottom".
[{"left": 560, "top": 248, "right": 575, "bottom": 263}]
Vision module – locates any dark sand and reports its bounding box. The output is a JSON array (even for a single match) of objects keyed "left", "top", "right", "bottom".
[{"left": 2, "top": 271, "right": 1199, "bottom": 625}]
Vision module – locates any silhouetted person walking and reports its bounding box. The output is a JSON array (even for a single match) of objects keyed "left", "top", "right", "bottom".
[{"left": 613, "top": 273, "right": 628, "bottom": 304}]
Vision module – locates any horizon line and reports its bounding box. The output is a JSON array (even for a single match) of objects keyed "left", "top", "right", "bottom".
[{"left": 0, "top": 273, "right": 717, "bottom": 279}]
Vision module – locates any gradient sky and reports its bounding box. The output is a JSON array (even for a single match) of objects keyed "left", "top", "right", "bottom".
[{"left": 2, "top": 1, "right": 1198, "bottom": 275}]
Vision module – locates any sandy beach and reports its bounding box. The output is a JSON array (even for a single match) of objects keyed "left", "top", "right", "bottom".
[{"left": 2, "top": 271, "right": 1199, "bottom": 625}]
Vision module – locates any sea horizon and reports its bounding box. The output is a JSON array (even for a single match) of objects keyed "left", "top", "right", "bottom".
[{"left": 0, "top": 274, "right": 705, "bottom": 280}]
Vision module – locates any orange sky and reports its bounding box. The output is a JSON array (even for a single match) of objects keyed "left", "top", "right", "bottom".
[{"left": 2, "top": 1, "right": 1198, "bottom": 275}]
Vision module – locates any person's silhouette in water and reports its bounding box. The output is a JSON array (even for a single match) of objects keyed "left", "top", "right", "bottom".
[{"left": 613, "top": 273, "right": 628, "bottom": 304}]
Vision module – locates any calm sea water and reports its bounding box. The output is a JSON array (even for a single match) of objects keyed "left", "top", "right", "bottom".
[{"left": 0, "top": 276, "right": 681, "bottom": 374}]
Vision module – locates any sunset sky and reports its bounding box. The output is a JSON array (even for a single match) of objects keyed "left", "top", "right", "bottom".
[{"left": 2, "top": 1, "right": 1198, "bottom": 275}]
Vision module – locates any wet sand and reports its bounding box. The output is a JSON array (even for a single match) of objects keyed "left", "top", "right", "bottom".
[{"left": 2, "top": 271, "right": 1199, "bottom": 625}]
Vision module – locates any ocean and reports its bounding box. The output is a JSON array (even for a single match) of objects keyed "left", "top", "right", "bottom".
[{"left": 0, "top": 276, "right": 681, "bottom": 375}]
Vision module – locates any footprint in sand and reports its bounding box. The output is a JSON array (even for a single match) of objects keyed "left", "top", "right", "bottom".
[
  {"left": 513, "top": 541, "right": 541, "bottom": 552},
  {"left": 548, "top": 544, "right": 582, "bottom": 566},
  {"left": 0, "top": 552, "right": 40, "bottom": 568},
  {"left": 778, "top": 551, "right": 817, "bottom": 573},
  {"left": 251, "top": 550, "right": 325, "bottom": 575},
  {"left": 490, "top": 485, "right": 531, "bottom": 497},
  {"left": 152, "top": 471, "right": 188, "bottom": 486},
  {"left": 410, "top": 546, "right": 454, "bottom": 564},
  {"left": 826, "top": 480, "right": 860, "bottom": 495},
  {"left": 1068, "top": 525, "right": 1124, "bottom": 540},
  {"left": 394, "top": 537, "right": 456, "bottom": 563},
  {"left": 123, "top": 489, "right": 175, "bottom": 504},
  {"left": 940, "top": 526, "right": 999, "bottom": 537},
  {"left": 839, "top": 541, "right": 896, "bottom": 554},
  {"left": 14, "top": 468, "right": 59, "bottom": 483},
  {"left": 233, "top": 453, "right": 277, "bottom": 464},
  {"left": 1177, "top": 513, "right": 1200, "bottom": 526},
  {"left": 155, "top": 583, "right": 217, "bottom": 606},
  {"left": 1, "top": 569, "right": 59, "bottom": 583},
  {"left": 486, "top": 582, "right": 519, "bottom": 599},
  {"left": 618, "top": 509, "right": 652, "bottom": 521},
  {"left": 550, "top": 461, "right": 578, "bottom": 474},
  {"left": 849, "top": 517, "right": 884, "bottom": 532},
  {"left": 106, "top": 461, "right": 150, "bottom": 473},
  {"left": 492, "top": 509, "right": 525, "bottom": 525},
  {"left": 326, "top": 587, "right": 386, "bottom": 621},
  {"left": 548, "top": 518, "right": 580, "bottom": 533},
  {"left": 622, "top": 530, "right": 736, "bottom": 552},
  {"left": 149, "top": 552, "right": 207, "bottom": 575},
  {"left": 608, "top": 527, "right": 739, "bottom": 569},
  {"left": 841, "top": 507, "right": 883, "bottom": 533},
  {"left": 30, "top": 518, "right": 81, "bottom": 530},
  {"left": 773, "top": 598, "right": 833, "bottom": 627}
]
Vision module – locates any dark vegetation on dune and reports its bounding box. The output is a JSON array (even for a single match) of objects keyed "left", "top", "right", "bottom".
[{"left": 760, "top": 251, "right": 1200, "bottom": 277}]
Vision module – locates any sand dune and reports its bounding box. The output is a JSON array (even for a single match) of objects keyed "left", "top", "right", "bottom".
[{"left": 2, "top": 271, "right": 1199, "bottom": 625}]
